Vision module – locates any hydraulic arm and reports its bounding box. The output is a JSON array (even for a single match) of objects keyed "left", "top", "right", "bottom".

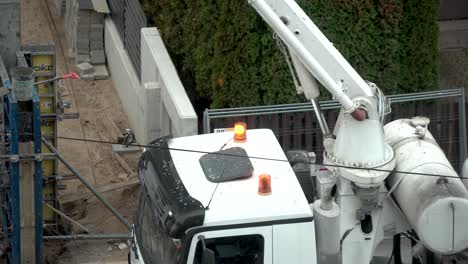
[{"left": 248, "top": 0, "right": 468, "bottom": 263}]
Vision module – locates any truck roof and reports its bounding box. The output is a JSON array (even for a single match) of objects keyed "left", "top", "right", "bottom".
[{"left": 168, "top": 129, "right": 312, "bottom": 227}]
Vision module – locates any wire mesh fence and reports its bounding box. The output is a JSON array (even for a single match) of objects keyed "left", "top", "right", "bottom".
[{"left": 204, "top": 89, "right": 467, "bottom": 171}]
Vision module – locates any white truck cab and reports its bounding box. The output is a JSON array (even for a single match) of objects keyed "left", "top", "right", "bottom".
[
  {"left": 129, "top": 129, "right": 317, "bottom": 264},
  {"left": 129, "top": 0, "right": 468, "bottom": 261}
]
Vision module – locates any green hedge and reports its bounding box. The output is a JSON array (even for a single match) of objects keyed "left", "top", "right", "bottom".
[{"left": 144, "top": 0, "right": 439, "bottom": 109}]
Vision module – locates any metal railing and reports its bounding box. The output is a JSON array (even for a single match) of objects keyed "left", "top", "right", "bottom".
[
  {"left": 204, "top": 89, "right": 467, "bottom": 171},
  {"left": 108, "top": 0, "right": 147, "bottom": 77}
]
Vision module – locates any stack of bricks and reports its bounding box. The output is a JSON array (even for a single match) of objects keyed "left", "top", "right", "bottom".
[
  {"left": 65, "top": 0, "right": 108, "bottom": 80},
  {"left": 90, "top": 12, "right": 105, "bottom": 65},
  {"left": 75, "top": 10, "right": 91, "bottom": 63}
]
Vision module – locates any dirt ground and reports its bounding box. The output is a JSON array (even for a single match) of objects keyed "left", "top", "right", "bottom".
[{"left": 20, "top": 0, "right": 140, "bottom": 262}]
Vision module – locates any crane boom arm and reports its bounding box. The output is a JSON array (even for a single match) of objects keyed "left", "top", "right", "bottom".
[{"left": 248, "top": 0, "right": 374, "bottom": 109}]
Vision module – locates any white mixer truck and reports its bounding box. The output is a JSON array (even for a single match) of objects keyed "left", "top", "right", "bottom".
[{"left": 129, "top": 0, "right": 468, "bottom": 263}]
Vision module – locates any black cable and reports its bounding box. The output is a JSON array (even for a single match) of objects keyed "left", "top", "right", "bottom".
[
  {"left": 56, "top": 136, "right": 468, "bottom": 180},
  {"left": 393, "top": 234, "right": 403, "bottom": 264},
  {"left": 401, "top": 232, "right": 417, "bottom": 243},
  {"left": 386, "top": 248, "right": 394, "bottom": 264}
]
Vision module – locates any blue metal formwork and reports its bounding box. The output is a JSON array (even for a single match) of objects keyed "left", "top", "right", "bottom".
[
  {"left": 3, "top": 92, "right": 20, "bottom": 264},
  {"left": 1, "top": 86, "right": 43, "bottom": 264}
]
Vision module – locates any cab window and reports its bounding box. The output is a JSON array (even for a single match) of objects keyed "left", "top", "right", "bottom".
[
  {"left": 136, "top": 184, "right": 179, "bottom": 263},
  {"left": 194, "top": 234, "right": 264, "bottom": 264}
]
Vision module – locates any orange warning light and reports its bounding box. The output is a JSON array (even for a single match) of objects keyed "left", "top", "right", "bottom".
[
  {"left": 258, "top": 174, "right": 272, "bottom": 196},
  {"left": 234, "top": 122, "right": 247, "bottom": 142}
]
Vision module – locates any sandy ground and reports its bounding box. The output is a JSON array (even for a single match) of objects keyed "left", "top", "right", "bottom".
[{"left": 20, "top": 0, "right": 140, "bottom": 262}]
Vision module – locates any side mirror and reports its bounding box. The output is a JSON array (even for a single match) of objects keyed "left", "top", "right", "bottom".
[
  {"left": 202, "top": 248, "right": 215, "bottom": 264},
  {"left": 199, "top": 236, "right": 215, "bottom": 264},
  {"left": 463, "top": 159, "right": 468, "bottom": 177}
]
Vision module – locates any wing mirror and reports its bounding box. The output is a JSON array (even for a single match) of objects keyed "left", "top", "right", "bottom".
[
  {"left": 463, "top": 159, "right": 468, "bottom": 177},
  {"left": 199, "top": 235, "right": 215, "bottom": 264}
]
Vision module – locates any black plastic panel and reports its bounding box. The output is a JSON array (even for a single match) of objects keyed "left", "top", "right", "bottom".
[
  {"left": 140, "top": 137, "right": 205, "bottom": 239},
  {"left": 199, "top": 147, "right": 253, "bottom": 183}
]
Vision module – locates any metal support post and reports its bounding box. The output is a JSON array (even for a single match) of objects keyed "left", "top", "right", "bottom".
[
  {"left": 459, "top": 88, "right": 467, "bottom": 172},
  {"left": 41, "top": 137, "right": 131, "bottom": 230},
  {"left": 203, "top": 109, "right": 210, "bottom": 134},
  {"left": 8, "top": 93, "right": 20, "bottom": 264},
  {"left": 32, "top": 92, "right": 43, "bottom": 264}
]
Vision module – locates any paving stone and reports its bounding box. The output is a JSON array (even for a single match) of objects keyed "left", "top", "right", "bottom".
[
  {"left": 90, "top": 50, "right": 105, "bottom": 64},
  {"left": 94, "top": 64, "right": 109, "bottom": 80},
  {"left": 90, "top": 23, "right": 104, "bottom": 30},
  {"left": 76, "top": 40, "right": 89, "bottom": 48},
  {"left": 76, "top": 54, "right": 91, "bottom": 63},
  {"left": 81, "top": 73, "right": 95, "bottom": 80},
  {"left": 77, "top": 0, "right": 93, "bottom": 10},
  {"left": 90, "top": 33, "right": 103, "bottom": 40},
  {"left": 76, "top": 30, "right": 90, "bottom": 39},
  {"left": 77, "top": 62, "right": 94, "bottom": 75},
  {"left": 91, "top": 12, "right": 104, "bottom": 23},
  {"left": 90, "top": 40, "right": 103, "bottom": 50}
]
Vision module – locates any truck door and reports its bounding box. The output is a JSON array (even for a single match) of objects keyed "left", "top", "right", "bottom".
[
  {"left": 186, "top": 226, "right": 273, "bottom": 264},
  {"left": 272, "top": 222, "right": 317, "bottom": 264}
]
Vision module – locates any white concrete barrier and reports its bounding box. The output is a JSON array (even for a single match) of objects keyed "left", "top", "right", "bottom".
[{"left": 105, "top": 19, "right": 197, "bottom": 144}]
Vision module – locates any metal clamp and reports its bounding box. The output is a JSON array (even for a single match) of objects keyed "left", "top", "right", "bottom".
[
  {"left": 118, "top": 129, "right": 136, "bottom": 147},
  {"left": 9, "top": 155, "right": 19, "bottom": 163},
  {"left": 34, "top": 154, "right": 43, "bottom": 162}
]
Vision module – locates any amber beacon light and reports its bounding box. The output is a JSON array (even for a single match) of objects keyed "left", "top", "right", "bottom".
[
  {"left": 258, "top": 174, "right": 272, "bottom": 196},
  {"left": 233, "top": 122, "right": 247, "bottom": 142}
]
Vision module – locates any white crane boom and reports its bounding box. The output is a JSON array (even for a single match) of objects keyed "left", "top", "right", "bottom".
[
  {"left": 248, "top": 1, "right": 468, "bottom": 263},
  {"left": 248, "top": 0, "right": 374, "bottom": 106}
]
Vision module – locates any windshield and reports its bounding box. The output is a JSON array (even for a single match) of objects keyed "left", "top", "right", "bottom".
[{"left": 193, "top": 234, "right": 264, "bottom": 264}]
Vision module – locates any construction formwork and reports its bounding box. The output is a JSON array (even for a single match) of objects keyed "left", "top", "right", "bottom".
[
  {"left": 0, "top": 47, "right": 131, "bottom": 263},
  {"left": 20, "top": 44, "right": 60, "bottom": 232},
  {"left": 0, "top": 54, "right": 44, "bottom": 263}
]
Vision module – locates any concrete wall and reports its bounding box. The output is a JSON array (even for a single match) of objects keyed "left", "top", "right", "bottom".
[
  {"left": 105, "top": 19, "right": 197, "bottom": 144},
  {"left": 140, "top": 28, "right": 197, "bottom": 138},
  {"left": 105, "top": 18, "right": 145, "bottom": 140},
  {"left": 439, "top": 20, "right": 468, "bottom": 97}
]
